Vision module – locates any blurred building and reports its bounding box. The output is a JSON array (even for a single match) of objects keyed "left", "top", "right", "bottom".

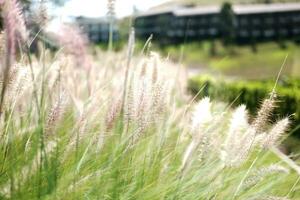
[
  {"left": 75, "top": 16, "right": 119, "bottom": 43},
  {"left": 134, "top": 3, "right": 300, "bottom": 44}
]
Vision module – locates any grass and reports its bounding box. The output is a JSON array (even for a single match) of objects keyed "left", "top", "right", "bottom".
[
  {"left": 0, "top": 43, "right": 298, "bottom": 199},
  {"left": 161, "top": 41, "right": 300, "bottom": 80},
  {"left": 1, "top": 0, "right": 300, "bottom": 199}
]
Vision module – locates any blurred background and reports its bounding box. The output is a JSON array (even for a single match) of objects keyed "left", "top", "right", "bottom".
[{"left": 1, "top": 0, "right": 300, "bottom": 156}]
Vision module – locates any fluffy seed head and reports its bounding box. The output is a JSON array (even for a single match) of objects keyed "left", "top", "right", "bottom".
[
  {"left": 191, "top": 97, "right": 212, "bottom": 131},
  {"left": 221, "top": 105, "right": 252, "bottom": 167},
  {"left": 261, "top": 118, "right": 290, "bottom": 149},
  {"left": 107, "top": 0, "right": 116, "bottom": 17},
  {"left": 57, "top": 25, "right": 91, "bottom": 70},
  {"left": 34, "top": 0, "right": 48, "bottom": 26},
  {"left": 45, "top": 92, "right": 68, "bottom": 138},
  {"left": 252, "top": 95, "right": 276, "bottom": 134},
  {"left": 105, "top": 96, "right": 122, "bottom": 131},
  {"left": 2, "top": 0, "right": 27, "bottom": 61},
  {"left": 244, "top": 164, "right": 289, "bottom": 189},
  {"left": 150, "top": 52, "right": 159, "bottom": 83},
  {"left": 249, "top": 196, "right": 290, "bottom": 200}
]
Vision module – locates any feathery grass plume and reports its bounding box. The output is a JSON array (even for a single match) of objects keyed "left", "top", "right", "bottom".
[
  {"left": 139, "top": 60, "right": 148, "bottom": 78},
  {"left": 34, "top": 0, "right": 48, "bottom": 27},
  {"left": 124, "top": 80, "right": 135, "bottom": 124},
  {"left": 107, "top": 0, "right": 116, "bottom": 51},
  {"left": 134, "top": 76, "right": 149, "bottom": 137},
  {"left": 182, "top": 97, "right": 213, "bottom": 171},
  {"left": 249, "top": 196, "right": 290, "bottom": 200},
  {"left": 191, "top": 97, "right": 212, "bottom": 131},
  {"left": 150, "top": 81, "right": 165, "bottom": 123},
  {"left": 3, "top": 65, "right": 30, "bottom": 108},
  {"left": 251, "top": 93, "right": 277, "bottom": 134},
  {"left": 107, "top": 0, "right": 116, "bottom": 20},
  {"left": 1, "top": 0, "right": 27, "bottom": 57},
  {"left": 121, "top": 28, "right": 135, "bottom": 130},
  {"left": 56, "top": 25, "right": 91, "bottom": 70},
  {"left": 150, "top": 52, "right": 159, "bottom": 83},
  {"left": 221, "top": 105, "right": 253, "bottom": 167},
  {"left": 122, "top": 28, "right": 135, "bottom": 115},
  {"left": 0, "top": 0, "right": 27, "bottom": 117},
  {"left": 260, "top": 118, "right": 290, "bottom": 149},
  {"left": 243, "top": 164, "right": 289, "bottom": 189},
  {"left": 0, "top": 31, "right": 5, "bottom": 59},
  {"left": 105, "top": 95, "right": 122, "bottom": 131},
  {"left": 0, "top": 64, "right": 18, "bottom": 109},
  {"left": 45, "top": 91, "right": 68, "bottom": 138}
]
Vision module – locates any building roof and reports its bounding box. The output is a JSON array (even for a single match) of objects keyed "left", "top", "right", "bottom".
[
  {"left": 234, "top": 3, "right": 300, "bottom": 14},
  {"left": 136, "top": 6, "right": 179, "bottom": 17},
  {"left": 174, "top": 6, "right": 219, "bottom": 16},
  {"left": 137, "top": 3, "right": 300, "bottom": 18}
]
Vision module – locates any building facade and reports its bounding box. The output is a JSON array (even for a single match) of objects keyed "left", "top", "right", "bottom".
[
  {"left": 134, "top": 3, "right": 300, "bottom": 44},
  {"left": 75, "top": 16, "right": 118, "bottom": 43}
]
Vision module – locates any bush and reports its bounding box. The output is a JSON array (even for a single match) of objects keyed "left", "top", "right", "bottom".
[{"left": 188, "top": 75, "right": 300, "bottom": 134}]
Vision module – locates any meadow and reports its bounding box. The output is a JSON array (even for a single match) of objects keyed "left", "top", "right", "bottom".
[
  {"left": 161, "top": 41, "right": 300, "bottom": 79},
  {"left": 1, "top": 0, "right": 300, "bottom": 199}
]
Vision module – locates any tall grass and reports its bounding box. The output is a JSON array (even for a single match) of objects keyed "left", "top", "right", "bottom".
[{"left": 0, "top": 0, "right": 299, "bottom": 199}]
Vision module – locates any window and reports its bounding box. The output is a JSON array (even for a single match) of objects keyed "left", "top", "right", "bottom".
[
  {"left": 208, "top": 28, "right": 217, "bottom": 35},
  {"left": 265, "top": 17, "right": 274, "bottom": 24},
  {"left": 279, "top": 17, "right": 287, "bottom": 23},
  {"left": 293, "top": 28, "right": 300, "bottom": 34},
  {"left": 175, "top": 30, "right": 184, "bottom": 37},
  {"left": 211, "top": 16, "right": 219, "bottom": 24},
  {"left": 239, "top": 30, "right": 249, "bottom": 37},
  {"left": 252, "top": 30, "right": 260, "bottom": 37},
  {"left": 264, "top": 29, "right": 275, "bottom": 37},
  {"left": 198, "top": 29, "right": 205, "bottom": 35},
  {"left": 252, "top": 18, "right": 261, "bottom": 25},
  {"left": 293, "top": 15, "right": 300, "bottom": 22},
  {"left": 240, "top": 18, "right": 248, "bottom": 26},
  {"left": 279, "top": 29, "right": 288, "bottom": 36},
  {"left": 187, "top": 30, "right": 196, "bottom": 36}
]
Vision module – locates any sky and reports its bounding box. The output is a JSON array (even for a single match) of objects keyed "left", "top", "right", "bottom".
[{"left": 55, "top": 0, "right": 168, "bottom": 18}]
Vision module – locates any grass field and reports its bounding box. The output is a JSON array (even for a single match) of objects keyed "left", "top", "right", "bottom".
[
  {"left": 161, "top": 41, "right": 300, "bottom": 80},
  {"left": 1, "top": 0, "right": 300, "bottom": 199}
]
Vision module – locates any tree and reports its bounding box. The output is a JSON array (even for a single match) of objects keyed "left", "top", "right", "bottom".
[{"left": 219, "top": 2, "right": 236, "bottom": 47}]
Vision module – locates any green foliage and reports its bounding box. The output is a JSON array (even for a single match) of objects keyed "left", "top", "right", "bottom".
[
  {"left": 219, "top": 2, "right": 236, "bottom": 46},
  {"left": 188, "top": 75, "right": 300, "bottom": 134},
  {"left": 159, "top": 41, "right": 300, "bottom": 79}
]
